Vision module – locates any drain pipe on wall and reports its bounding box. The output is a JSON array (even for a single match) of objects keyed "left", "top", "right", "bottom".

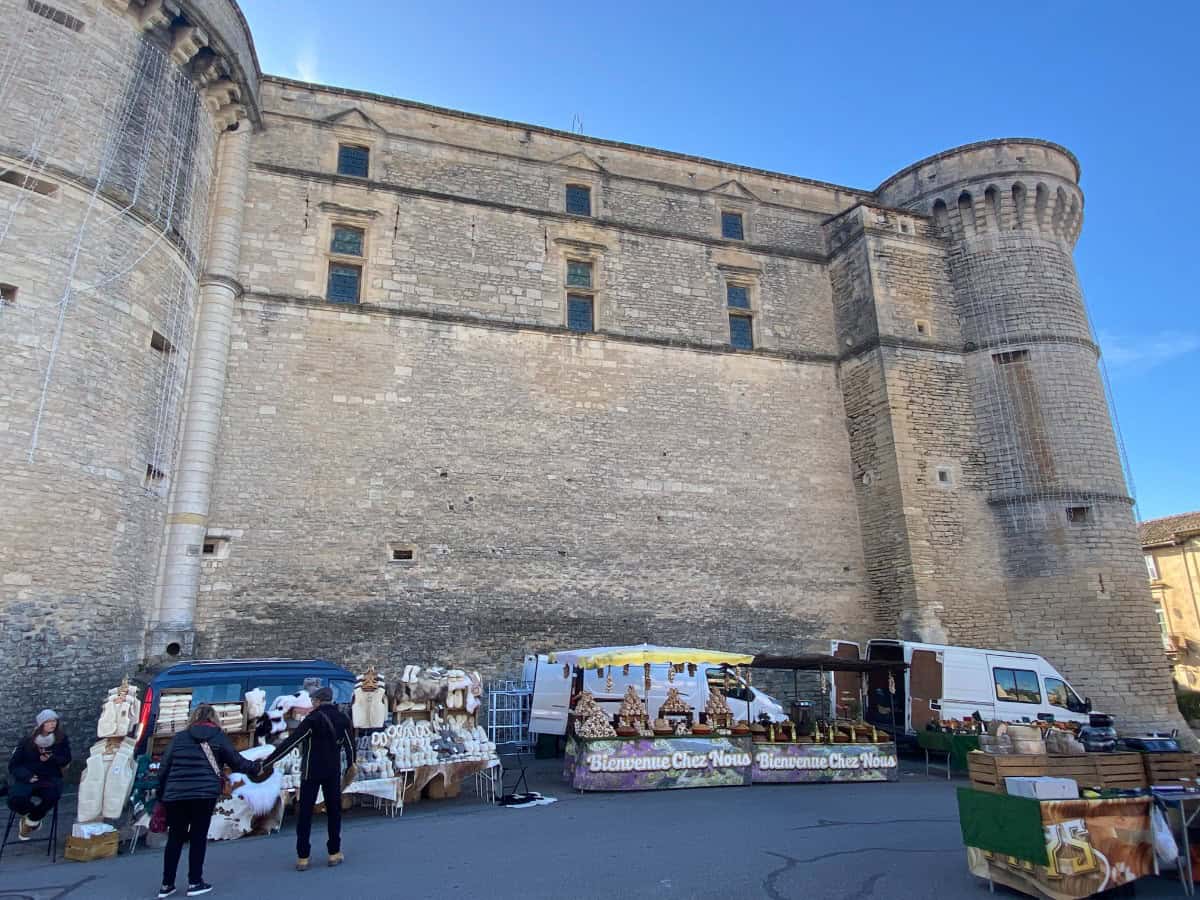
[{"left": 148, "top": 126, "right": 251, "bottom": 659}]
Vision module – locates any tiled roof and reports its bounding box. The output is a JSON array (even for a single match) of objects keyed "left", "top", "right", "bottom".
[{"left": 1139, "top": 511, "right": 1200, "bottom": 547}]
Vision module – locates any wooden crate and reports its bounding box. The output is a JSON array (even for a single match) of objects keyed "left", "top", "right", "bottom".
[
  {"left": 1094, "top": 753, "right": 1148, "bottom": 790},
  {"left": 967, "top": 752, "right": 1050, "bottom": 793},
  {"left": 1144, "top": 752, "right": 1199, "bottom": 786},
  {"left": 967, "top": 751, "right": 1146, "bottom": 793}
]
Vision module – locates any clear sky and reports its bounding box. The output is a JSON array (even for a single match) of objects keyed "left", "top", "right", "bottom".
[{"left": 239, "top": 0, "right": 1198, "bottom": 522}]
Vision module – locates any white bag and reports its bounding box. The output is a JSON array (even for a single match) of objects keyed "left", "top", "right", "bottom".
[{"left": 1152, "top": 804, "right": 1179, "bottom": 867}]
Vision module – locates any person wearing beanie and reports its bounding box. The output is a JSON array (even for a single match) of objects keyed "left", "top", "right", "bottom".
[
  {"left": 8, "top": 709, "right": 71, "bottom": 840},
  {"left": 260, "top": 685, "right": 355, "bottom": 871}
]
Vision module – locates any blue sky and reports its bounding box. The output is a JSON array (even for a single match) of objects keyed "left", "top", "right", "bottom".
[{"left": 240, "top": 0, "right": 1199, "bottom": 522}]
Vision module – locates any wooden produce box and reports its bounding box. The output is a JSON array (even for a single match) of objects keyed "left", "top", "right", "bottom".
[
  {"left": 967, "top": 751, "right": 1146, "bottom": 794},
  {"left": 65, "top": 831, "right": 119, "bottom": 862},
  {"left": 1143, "top": 752, "right": 1199, "bottom": 786}
]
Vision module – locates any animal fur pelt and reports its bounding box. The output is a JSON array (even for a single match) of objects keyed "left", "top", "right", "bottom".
[
  {"left": 266, "top": 690, "right": 311, "bottom": 734},
  {"left": 411, "top": 669, "right": 448, "bottom": 702},
  {"left": 229, "top": 745, "right": 282, "bottom": 816}
]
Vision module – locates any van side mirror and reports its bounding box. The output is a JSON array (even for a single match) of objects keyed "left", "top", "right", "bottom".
[{"left": 1085, "top": 697, "right": 1093, "bottom": 713}]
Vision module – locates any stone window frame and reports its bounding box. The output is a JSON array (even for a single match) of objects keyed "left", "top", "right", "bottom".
[
  {"left": 323, "top": 126, "right": 380, "bottom": 181},
  {"left": 719, "top": 267, "right": 760, "bottom": 352},
  {"left": 565, "top": 183, "right": 593, "bottom": 217},
  {"left": 388, "top": 542, "right": 419, "bottom": 566},
  {"left": 933, "top": 464, "right": 956, "bottom": 490},
  {"left": 559, "top": 174, "right": 602, "bottom": 218},
  {"left": 556, "top": 240, "right": 606, "bottom": 333},
  {"left": 322, "top": 215, "right": 371, "bottom": 305},
  {"left": 718, "top": 205, "right": 751, "bottom": 242}
]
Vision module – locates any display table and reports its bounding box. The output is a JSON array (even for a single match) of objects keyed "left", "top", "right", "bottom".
[
  {"left": 918, "top": 731, "right": 980, "bottom": 776},
  {"left": 565, "top": 735, "right": 753, "bottom": 791},
  {"left": 958, "top": 788, "right": 1154, "bottom": 899},
  {"left": 751, "top": 742, "right": 898, "bottom": 784},
  {"left": 343, "top": 772, "right": 414, "bottom": 817},
  {"left": 405, "top": 758, "right": 494, "bottom": 802}
]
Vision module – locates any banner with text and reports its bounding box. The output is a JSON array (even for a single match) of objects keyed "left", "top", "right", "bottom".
[
  {"left": 568, "top": 736, "right": 753, "bottom": 791},
  {"left": 751, "top": 742, "right": 899, "bottom": 783}
]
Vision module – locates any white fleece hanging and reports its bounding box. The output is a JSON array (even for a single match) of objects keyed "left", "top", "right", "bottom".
[
  {"left": 227, "top": 744, "right": 282, "bottom": 816},
  {"left": 244, "top": 688, "right": 266, "bottom": 720}
]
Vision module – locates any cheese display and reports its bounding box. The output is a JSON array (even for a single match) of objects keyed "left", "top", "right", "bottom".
[
  {"left": 576, "top": 707, "right": 618, "bottom": 738},
  {"left": 658, "top": 687, "right": 692, "bottom": 718},
  {"left": 704, "top": 689, "right": 734, "bottom": 731},
  {"left": 617, "top": 685, "right": 649, "bottom": 731}
]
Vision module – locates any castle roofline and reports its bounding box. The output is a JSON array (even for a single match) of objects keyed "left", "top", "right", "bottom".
[
  {"left": 875, "top": 138, "right": 1082, "bottom": 195},
  {"left": 261, "top": 75, "right": 874, "bottom": 201}
]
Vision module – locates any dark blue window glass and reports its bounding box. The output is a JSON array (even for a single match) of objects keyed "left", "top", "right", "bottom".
[
  {"left": 327, "top": 264, "right": 361, "bottom": 303},
  {"left": 729, "top": 314, "right": 753, "bottom": 349},
  {"left": 566, "top": 184, "right": 591, "bottom": 216},
  {"left": 337, "top": 144, "right": 369, "bottom": 177},
  {"left": 331, "top": 225, "right": 364, "bottom": 256},
  {"left": 721, "top": 211, "right": 745, "bottom": 240},
  {"left": 567, "top": 294, "right": 594, "bottom": 332},
  {"left": 727, "top": 284, "right": 750, "bottom": 309},
  {"left": 566, "top": 260, "right": 592, "bottom": 288}
]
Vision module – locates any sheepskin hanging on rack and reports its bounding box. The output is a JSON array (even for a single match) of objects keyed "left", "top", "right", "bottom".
[{"left": 353, "top": 667, "right": 388, "bottom": 729}]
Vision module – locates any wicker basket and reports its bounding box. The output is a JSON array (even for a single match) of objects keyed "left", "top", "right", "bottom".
[{"left": 65, "top": 831, "right": 119, "bottom": 862}]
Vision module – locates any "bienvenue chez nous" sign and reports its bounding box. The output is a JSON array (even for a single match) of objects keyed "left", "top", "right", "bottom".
[{"left": 566, "top": 736, "right": 900, "bottom": 790}]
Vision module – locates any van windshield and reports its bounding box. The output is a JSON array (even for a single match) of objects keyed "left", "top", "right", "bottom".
[
  {"left": 704, "top": 667, "right": 752, "bottom": 703},
  {"left": 1045, "top": 677, "right": 1087, "bottom": 713}
]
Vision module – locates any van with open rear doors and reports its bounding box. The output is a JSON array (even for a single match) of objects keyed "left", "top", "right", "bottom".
[{"left": 831, "top": 640, "right": 1092, "bottom": 746}]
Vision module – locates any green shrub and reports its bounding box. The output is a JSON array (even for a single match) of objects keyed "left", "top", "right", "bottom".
[{"left": 1176, "top": 688, "right": 1200, "bottom": 722}]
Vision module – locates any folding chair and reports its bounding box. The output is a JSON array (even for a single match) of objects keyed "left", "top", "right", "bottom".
[
  {"left": 495, "top": 741, "right": 533, "bottom": 799},
  {"left": 0, "top": 801, "right": 60, "bottom": 865}
]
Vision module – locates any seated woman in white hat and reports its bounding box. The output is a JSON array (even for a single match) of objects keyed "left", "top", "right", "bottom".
[{"left": 8, "top": 709, "right": 72, "bottom": 839}]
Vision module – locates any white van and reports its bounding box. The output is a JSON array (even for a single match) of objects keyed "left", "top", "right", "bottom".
[
  {"left": 833, "top": 639, "right": 1093, "bottom": 741},
  {"left": 524, "top": 653, "right": 787, "bottom": 736}
]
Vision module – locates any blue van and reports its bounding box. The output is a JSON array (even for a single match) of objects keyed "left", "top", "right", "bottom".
[{"left": 133, "top": 658, "right": 356, "bottom": 756}]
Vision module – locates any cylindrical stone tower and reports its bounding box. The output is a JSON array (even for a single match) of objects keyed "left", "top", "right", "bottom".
[
  {"left": 0, "top": 0, "right": 258, "bottom": 749},
  {"left": 877, "top": 140, "right": 1185, "bottom": 735}
]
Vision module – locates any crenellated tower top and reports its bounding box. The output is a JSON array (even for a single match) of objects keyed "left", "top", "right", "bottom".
[{"left": 876, "top": 139, "right": 1083, "bottom": 247}]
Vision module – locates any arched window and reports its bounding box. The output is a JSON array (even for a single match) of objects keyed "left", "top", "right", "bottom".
[
  {"left": 931, "top": 198, "right": 949, "bottom": 232},
  {"left": 1011, "top": 183, "right": 1027, "bottom": 228},
  {"left": 1034, "top": 184, "right": 1050, "bottom": 229},
  {"left": 985, "top": 186, "right": 1001, "bottom": 229},
  {"left": 957, "top": 191, "right": 976, "bottom": 233}
]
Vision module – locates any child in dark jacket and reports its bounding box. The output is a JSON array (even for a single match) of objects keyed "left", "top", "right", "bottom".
[
  {"left": 7, "top": 709, "right": 71, "bottom": 840},
  {"left": 156, "top": 704, "right": 260, "bottom": 899}
]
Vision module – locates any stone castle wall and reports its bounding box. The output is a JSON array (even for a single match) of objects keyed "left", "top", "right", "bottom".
[
  {"left": 0, "top": 4, "right": 1185, "bottom": 749},
  {"left": 0, "top": 0, "right": 255, "bottom": 750}
]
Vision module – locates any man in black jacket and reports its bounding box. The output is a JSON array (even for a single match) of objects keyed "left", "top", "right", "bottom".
[{"left": 261, "top": 687, "right": 355, "bottom": 870}]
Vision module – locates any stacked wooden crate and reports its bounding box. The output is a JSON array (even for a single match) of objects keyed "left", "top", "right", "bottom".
[
  {"left": 967, "top": 752, "right": 1146, "bottom": 793},
  {"left": 1143, "top": 752, "right": 1199, "bottom": 787}
]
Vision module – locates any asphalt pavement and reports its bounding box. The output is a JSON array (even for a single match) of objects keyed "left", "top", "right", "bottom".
[{"left": 0, "top": 759, "right": 1189, "bottom": 899}]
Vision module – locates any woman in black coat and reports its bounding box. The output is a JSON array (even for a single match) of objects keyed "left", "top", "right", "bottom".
[
  {"left": 7, "top": 709, "right": 71, "bottom": 840},
  {"left": 155, "top": 704, "right": 260, "bottom": 899}
]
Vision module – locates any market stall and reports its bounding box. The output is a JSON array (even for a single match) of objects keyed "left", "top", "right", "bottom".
[
  {"left": 741, "top": 655, "right": 906, "bottom": 785},
  {"left": 556, "top": 645, "right": 756, "bottom": 792}
]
